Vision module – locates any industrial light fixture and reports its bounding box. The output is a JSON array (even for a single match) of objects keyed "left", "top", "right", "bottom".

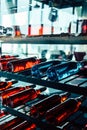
[
  {"left": 48, "top": 8, "right": 58, "bottom": 22},
  {"left": 33, "top": 2, "right": 40, "bottom": 8},
  {"left": 49, "top": 0, "right": 53, "bottom": 7}
]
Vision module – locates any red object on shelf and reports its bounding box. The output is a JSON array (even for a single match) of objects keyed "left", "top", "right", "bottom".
[
  {"left": 11, "top": 121, "right": 36, "bottom": 130},
  {"left": 0, "top": 80, "right": 18, "bottom": 91},
  {"left": 39, "top": 24, "right": 43, "bottom": 35},
  {"left": 30, "top": 92, "right": 70, "bottom": 118},
  {"left": 82, "top": 20, "right": 87, "bottom": 34},
  {"left": 2, "top": 85, "right": 35, "bottom": 104},
  {"left": 14, "top": 26, "right": 21, "bottom": 37},
  {"left": 0, "top": 55, "right": 19, "bottom": 59},
  {"left": 6, "top": 87, "right": 46, "bottom": 108},
  {"left": 0, "top": 57, "right": 19, "bottom": 70},
  {"left": 45, "top": 95, "right": 85, "bottom": 126},
  {"left": 0, "top": 117, "right": 36, "bottom": 130},
  {"left": 28, "top": 25, "right": 31, "bottom": 36},
  {"left": 7, "top": 57, "right": 46, "bottom": 72},
  {"left": 74, "top": 52, "right": 86, "bottom": 61}
]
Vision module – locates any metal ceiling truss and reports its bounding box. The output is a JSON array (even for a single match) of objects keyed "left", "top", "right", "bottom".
[{"left": 36, "top": 0, "right": 85, "bottom": 8}]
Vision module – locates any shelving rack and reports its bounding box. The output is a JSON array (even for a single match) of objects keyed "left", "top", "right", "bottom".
[
  {"left": 2, "top": 105, "right": 60, "bottom": 130},
  {"left": 0, "top": 35, "right": 87, "bottom": 130},
  {"left": 0, "top": 35, "right": 87, "bottom": 96},
  {"left": 0, "top": 68, "right": 87, "bottom": 129},
  {"left": 0, "top": 35, "right": 87, "bottom": 44},
  {"left": 0, "top": 70, "right": 87, "bottom": 96}
]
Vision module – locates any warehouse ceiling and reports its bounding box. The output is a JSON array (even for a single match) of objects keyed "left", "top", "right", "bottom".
[
  {"left": 5, "top": 0, "right": 87, "bottom": 17},
  {"left": 36, "top": 0, "right": 86, "bottom": 9},
  {"left": 6, "top": 0, "right": 87, "bottom": 9}
]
